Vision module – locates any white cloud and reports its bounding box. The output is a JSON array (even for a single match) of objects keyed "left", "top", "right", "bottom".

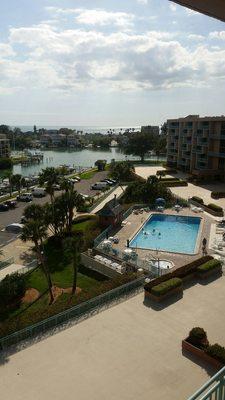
[
  {"left": 1, "top": 18, "right": 225, "bottom": 95},
  {"left": 188, "top": 34, "right": 204, "bottom": 41},
  {"left": 209, "top": 31, "right": 225, "bottom": 40},
  {"left": 46, "top": 7, "right": 135, "bottom": 29},
  {"left": 137, "top": 0, "right": 148, "bottom": 5},
  {"left": 186, "top": 8, "right": 200, "bottom": 16},
  {"left": 169, "top": 3, "right": 177, "bottom": 12}
]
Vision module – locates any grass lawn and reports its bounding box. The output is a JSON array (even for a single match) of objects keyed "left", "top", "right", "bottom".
[{"left": 79, "top": 168, "right": 98, "bottom": 180}]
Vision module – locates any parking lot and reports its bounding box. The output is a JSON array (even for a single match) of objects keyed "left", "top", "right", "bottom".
[{"left": 0, "top": 170, "right": 108, "bottom": 247}]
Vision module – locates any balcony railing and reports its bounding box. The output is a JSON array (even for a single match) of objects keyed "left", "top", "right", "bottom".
[
  {"left": 187, "top": 366, "right": 225, "bottom": 400},
  {"left": 208, "top": 151, "right": 225, "bottom": 158}
]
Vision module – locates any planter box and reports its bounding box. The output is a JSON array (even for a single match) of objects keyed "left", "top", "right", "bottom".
[
  {"left": 190, "top": 199, "right": 224, "bottom": 217},
  {"left": 196, "top": 265, "right": 222, "bottom": 280},
  {"left": 182, "top": 339, "right": 224, "bottom": 370},
  {"left": 145, "top": 285, "right": 183, "bottom": 303}
]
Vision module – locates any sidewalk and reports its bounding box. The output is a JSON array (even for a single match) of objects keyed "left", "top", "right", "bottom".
[{"left": 91, "top": 186, "right": 126, "bottom": 213}]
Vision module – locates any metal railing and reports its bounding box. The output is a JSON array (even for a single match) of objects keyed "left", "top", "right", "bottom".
[
  {"left": 187, "top": 367, "right": 225, "bottom": 400},
  {"left": 0, "top": 276, "right": 144, "bottom": 350},
  {"left": 0, "top": 257, "right": 14, "bottom": 271}
]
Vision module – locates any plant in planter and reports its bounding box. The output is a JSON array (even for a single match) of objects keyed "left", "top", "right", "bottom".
[
  {"left": 196, "top": 259, "right": 222, "bottom": 279},
  {"left": 206, "top": 344, "right": 225, "bottom": 365},
  {"left": 187, "top": 327, "right": 209, "bottom": 349},
  {"left": 147, "top": 277, "right": 183, "bottom": 302},
  {"left": 191, "top": 196, "right": 204, "bottom": 205}
]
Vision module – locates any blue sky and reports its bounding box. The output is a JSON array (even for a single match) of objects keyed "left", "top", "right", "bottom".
[{"left": 1, "top": 0, "right": 225, "bottom": 127}]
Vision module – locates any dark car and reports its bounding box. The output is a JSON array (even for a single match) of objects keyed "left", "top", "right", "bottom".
[
  {"left": 5, "top": 200, "right": 17, "bottom": 209},
  {"left": 0, "top": 203, "right": 9, "bottom": 211},
  {"left": 17, "top": 193, "right": 33, "bottom": 202}
]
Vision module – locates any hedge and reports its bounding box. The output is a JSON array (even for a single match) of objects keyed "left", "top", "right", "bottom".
[
  {"left": 191, "top": 196, "right": 204, "bottom": 204},
  {"left": 161, "top": 180, "right": 188, "bottom": 187},
  {"left": 211, "top": 192, "right": 225, "bottom": 199},
  {"left": 206, "top": 344, "right": 225, "bottom": 364},
  {"left": 197, "top": 259, "right": 222, "bottom": 274},
  {"left": 160, "top": 177, "right": 178, "bottom": 181},
  {"left": 144, "top": 255, "right": 213, "bottom": 293},
  {"left": 207, "top": 203, "right": 223, "bottom": 213},
  {"left": 151, "top": 278, "right": 182, "bottom": 297}
]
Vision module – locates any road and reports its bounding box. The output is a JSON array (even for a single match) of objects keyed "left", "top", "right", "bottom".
[{"left": 0, "top": 170, "right": 108, "bottom": 247}]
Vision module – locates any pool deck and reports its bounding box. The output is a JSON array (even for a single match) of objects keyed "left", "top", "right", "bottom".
[{"left": 108, "top": 208, "right": 214, "bottom": 268}]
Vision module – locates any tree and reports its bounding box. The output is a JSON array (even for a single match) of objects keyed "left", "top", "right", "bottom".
[
  {"left": 124, "top": 131, "right": 158, "bottom": 162},
  {"left": 39, "top": 167, "right": 60, "bottom": 203},
  {"left": 95, "top": 159, "right": 107, "bottom": 171},
  {"left": 21, "top": 204, "right": 54, "bottom": 303},
  {"left": 110, "top": 161, "right": 135, "bottom": 182},
  {"left": 60, "top": 188, "right": 84, "bottom": 235},
  {"left": 63, "top": 234, "right": 83, "bottom": 295},
  {"left": 44, "top": 197, "right": 67, "bottom": 237},
  {"left": 11, "top": 174, "right": 25, "bottom": 195},
  {"left": 0, "top": 158, "right": 13, "bottom": 170}
]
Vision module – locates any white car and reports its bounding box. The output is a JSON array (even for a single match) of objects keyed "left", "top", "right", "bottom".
[{"left": 5, "top": 223, "right": 24, "bottom": 233}]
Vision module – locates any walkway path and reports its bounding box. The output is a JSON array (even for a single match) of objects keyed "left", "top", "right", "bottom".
[{"left": 91, "top": 185, "right": 126, "bottom": 213}]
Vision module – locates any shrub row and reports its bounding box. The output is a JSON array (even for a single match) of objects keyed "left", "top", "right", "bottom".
[
  {"left": 207, "top": 203, "right": 223, "bottom": 213},
  {"left": 151, "top": 278, "right": 182, "bottom": 297},
  {"left": 161, "top": 180, "right": 188, "bottom": 187},
  {"left": 191, "top": 197, "right": 223, "bottom": 215},
  {"left": 191, "top": 196, "right": 204, "bottom": 204},
  {"left": 144, "top": 255, "right": 213, "bottom": 293},
  {"left": 197, "top": 259, "right": 222, "bottom": 274},
  {"left": 211, "top": 192, "right": 225, "bottom": 199}
]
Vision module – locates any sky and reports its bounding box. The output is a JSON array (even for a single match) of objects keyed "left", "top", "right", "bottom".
[{"left": 0, "top": 0, "right": 225, "bottom": 127}]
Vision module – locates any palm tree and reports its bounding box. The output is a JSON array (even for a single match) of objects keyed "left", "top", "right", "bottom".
[
  {"left": 11, "top": 174, "right": 25, "bottom": 196},
  {"left": 60, "top": 187, "right": 84, "bottom": 235},
  {"left": 63, "top": 233, "right": 83, "bottom": 295},
  {"left": 21, "top": 204, "right": 54, "bottom": 303},
  {"left": 39, "top": 167, "right": 60, "bottom": 203}
]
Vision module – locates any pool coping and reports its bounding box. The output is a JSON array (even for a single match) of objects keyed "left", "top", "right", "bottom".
[{"left": 128, "top": 212, "right": 203, "bottom": 256}]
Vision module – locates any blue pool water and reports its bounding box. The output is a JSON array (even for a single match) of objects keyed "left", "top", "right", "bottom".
[{"left": 130, "top": 214, "right": 201, "bottom": 254}]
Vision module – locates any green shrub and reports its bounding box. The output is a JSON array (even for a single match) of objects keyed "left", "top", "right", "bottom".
[
  {"left": 211, "top": 192, "right": 225, "bottom": 199},
  {"left": 0, "top": 273, "right": 26, "bottom": 317},
  {"left": 207, "top": 203, "right": 223, "bottom": 213},
  {"left": 160, "top": 177, "right": 178, "bottom": 182},
  {"left": 197, "top": 259, "right": 222, "bottom": 274},
  {"left": 161, "top": 180, "right": 188, "bottom": 187},
  {"left": 206, "top": 344, "right": 225, "bottom": 364},
  {"left": 191, "top": 196, "right": 204, "bottom": 204},
  {"left": 188, "top": 327, "right": 208, "bottom": 348},
  {"left": 151, "top": 278, "right": 182, "bottom": 297}
]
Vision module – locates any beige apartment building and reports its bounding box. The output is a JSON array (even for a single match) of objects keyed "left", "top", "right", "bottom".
[
  {"left": 167, "top": 115, "right": 225, "bottom": 180},
  {"left": 0, "top": 134, "right": 10, "bottom": 158}
]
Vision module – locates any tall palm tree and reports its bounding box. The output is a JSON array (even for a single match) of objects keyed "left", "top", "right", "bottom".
[
  {"left": 60, "top": 187, "right": 84, "bottom": 235},
  {"left": 39, "top": 167, "right": 60, "bottom": 203},
  {"left": 63, "top": 233, "right": 83, "bottom": 295},
  {"left": 21, "top": 204, "right": 54, "bottom": 303}
]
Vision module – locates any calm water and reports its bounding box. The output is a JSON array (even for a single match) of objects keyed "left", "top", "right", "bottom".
[
  {"left": 13, "top": 148, "right": 166, "bottom": 176},
  {"left": 130, "top": 214, "right": 201, "bottom": 254}
]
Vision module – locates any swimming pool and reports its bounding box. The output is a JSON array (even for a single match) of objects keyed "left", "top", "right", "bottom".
[{"left": 130, "top": 214, "right": 201, "bottom": 254}]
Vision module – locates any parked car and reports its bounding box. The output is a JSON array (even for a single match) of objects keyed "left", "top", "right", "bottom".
[
  {"left": 4, "top": 200, "right": 17, "bottom": 209},
  {"left": 73, "top": 176, "right": 81, "bottom": 181},
  {"left": 5, "top": 223, "right": 24, "bottom": 233},
  {"left": 17, "top": 193, "right": 33, "bottom": 202},
  {"left": 100, "top": 179, "right": 114, "bottom": 186},
  {"left": 32, "top": 187, "right": 46, "bottom": 197},
  {"left": 0, "top": 203, "right": 9, "bottom": 211},
  {"left": 91, "top": 182, "right": 109, "bottom": 190}
]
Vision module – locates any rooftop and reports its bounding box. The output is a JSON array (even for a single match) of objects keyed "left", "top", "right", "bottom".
[{"left": 1, "top": 275, "right": 225, "bottom": 400}]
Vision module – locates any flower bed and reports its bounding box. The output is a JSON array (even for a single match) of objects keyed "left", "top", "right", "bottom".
[{"left": 145, "top": 278, "right": 183, "bottom": 302}]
